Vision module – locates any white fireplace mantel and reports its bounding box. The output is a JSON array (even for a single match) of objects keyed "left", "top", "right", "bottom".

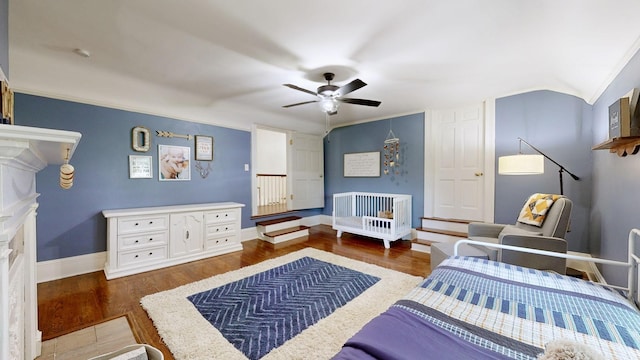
[
  {"left": 0, "top": 124, "right": 82, "bottom": 360},
  {"left": 0, "top": 123, "right": 81, "bottom": 170}
]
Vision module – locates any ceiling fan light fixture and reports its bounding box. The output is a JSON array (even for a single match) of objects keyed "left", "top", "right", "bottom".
[{"left": 320, "top": 98, "right": 338, "bottom": 113}]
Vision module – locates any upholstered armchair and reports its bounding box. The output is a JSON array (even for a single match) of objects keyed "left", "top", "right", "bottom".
[{"left": 430, "top": 195, "right": 573, "bottom": 274}]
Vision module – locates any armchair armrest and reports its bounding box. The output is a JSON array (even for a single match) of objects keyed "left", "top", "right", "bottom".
[
  {"left": 499, "top": 234, "right": 568, "bottom": 274},
  {"left": 468, "top": 222, "right": 506, "bottom": 238}
]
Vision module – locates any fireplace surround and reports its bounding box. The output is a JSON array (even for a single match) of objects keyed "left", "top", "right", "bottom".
[{"left": 0, "top": 124, "right": 81, "bottom": 359}]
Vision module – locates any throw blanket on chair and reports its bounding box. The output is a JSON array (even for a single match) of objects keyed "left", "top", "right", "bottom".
[{"left": 517, "top": 193, "right": 562, "bottom": 227}]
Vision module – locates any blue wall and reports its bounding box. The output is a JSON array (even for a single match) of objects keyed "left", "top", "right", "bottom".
[
  {"left": 323, "top": 113, "right": 425, "bottom": 228},
  {"left": 15, "top": 94, "right": 254, "bottom": 262},
  {"left": 591, "top": 49, "right": 640, "bottom": 286},
  {"left": 0, "top": 0, "right": 7, "bottom": 77},
  {"left": 494, "top": 90, "right": 593, "bottom": 253}
]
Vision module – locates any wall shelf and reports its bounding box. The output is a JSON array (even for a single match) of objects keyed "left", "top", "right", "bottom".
[{"left": 592, "top": 136, "right": 640, "bottom": 157}]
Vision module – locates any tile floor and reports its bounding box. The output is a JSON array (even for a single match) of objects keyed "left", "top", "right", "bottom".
[{"left": 36, "top": 316, "right": 137, "bottom": 360}]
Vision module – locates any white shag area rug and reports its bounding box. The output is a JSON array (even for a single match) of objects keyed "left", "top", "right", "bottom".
[{"left": 141, "top": 247, "right": 423, "bottom": 360}]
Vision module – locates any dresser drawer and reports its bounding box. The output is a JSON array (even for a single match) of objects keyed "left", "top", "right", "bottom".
[
  {"left": 205, "top": 210, "right": 237, "bottom": 224},
  {"left": 205, "top": 235, "right": 238, "bottom": 250},
  {"left": 118, "top": 215, "right": 168, "bottom": 235},
  {"left": 119, "top": 231, "right": 168, "bottom": 250},
  {"left": 118, "top": 246, "right": 167, "bottom": 267},
  {"left": 206, "top": 222, "right": 236, "bottom": 237}
]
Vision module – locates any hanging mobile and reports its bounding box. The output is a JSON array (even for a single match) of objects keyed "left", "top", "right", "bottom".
[{"left": 383, "top": 121, "right": 400, "bottom": 175}]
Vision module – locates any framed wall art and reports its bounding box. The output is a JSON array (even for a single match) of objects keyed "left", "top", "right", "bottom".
[
  {"left": 128, "top": 155, "right": 153, "bottom": 179},
  {"left": 158, "top": 145, "right": 191, "bottom": 181},
  {"left": 195, "top": 135, "right": 214, "bottom": 161},
  {"left": 343, "top": 151, "right": 381, "bottom": 177}
]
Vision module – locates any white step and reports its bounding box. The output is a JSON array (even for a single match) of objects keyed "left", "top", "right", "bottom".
[
  {"left": 421, "top": 217, "right": 471, "bottom": 233},
  {"left": 416, "top": 229, "right": 467, "bottom": 244},
  {"left": 256, "top": 216, "right": 302, "bottom": 240},
  {"left": 410, "top": 242, "right": 431, "bottom": 254},
  {"left": 262, "top": 226, "right": 310, "bottom": 244}
]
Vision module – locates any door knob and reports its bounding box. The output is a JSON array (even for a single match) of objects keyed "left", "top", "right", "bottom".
[{"left": 474, "top": 172, "right": 484, "bottom": 177}]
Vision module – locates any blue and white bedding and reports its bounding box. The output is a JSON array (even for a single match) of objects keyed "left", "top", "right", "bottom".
[{"left": 334, "top": 256, "right": 640, "bottom": 360}]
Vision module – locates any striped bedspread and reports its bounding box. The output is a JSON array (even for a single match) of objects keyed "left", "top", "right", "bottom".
[{"left": 335, "top": 256, "right": 640, "bottom": 360}]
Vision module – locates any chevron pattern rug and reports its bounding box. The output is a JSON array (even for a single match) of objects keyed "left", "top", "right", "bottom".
[
  {"left": 187, "top": 257, "right": 380, "bottom": 359},
  {"left": 141, "top": 248, "right": 422, "bottom": 360}
]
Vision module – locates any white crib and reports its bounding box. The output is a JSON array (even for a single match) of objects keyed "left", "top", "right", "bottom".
[{"left": 332, "top": 192, "right": 412, "bottom": 248}]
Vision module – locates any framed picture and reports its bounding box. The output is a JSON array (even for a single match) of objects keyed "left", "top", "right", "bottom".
[
  {"left": 129, "top": 155, "right": 153, "bottom": 179},
  {"left": 158, "top": 145, "right": 191, "bottom": 181},
  {"left": 195, "top": 135, "right": 214, "bottom": 161},
  {"left": 343, "top": 151, "right": 381, "bottom": 177}
]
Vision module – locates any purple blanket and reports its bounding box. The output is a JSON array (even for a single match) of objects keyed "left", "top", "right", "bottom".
[{"left": 333, "top": 306, "right": 513, "bottom": 360}]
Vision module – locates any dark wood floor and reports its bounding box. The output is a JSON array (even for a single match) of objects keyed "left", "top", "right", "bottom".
[{"left": 37, "top": 224, "right": 431, "bottom": 359}]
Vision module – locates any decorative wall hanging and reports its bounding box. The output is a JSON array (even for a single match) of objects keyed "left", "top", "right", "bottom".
[
  {"left": 156, "top": 130, "right": 193, "bottom": 140},
  {"left": 195, "top": 135, "right": 214, "bottom": 161},
  {"left": 195, "top": 161, "right": 212, "bottom": 179},
  {"left": 158, "top": 145, "right": 191, "bottom": 181},
  {"left": 129, "top": 155, "right": 153, "bottom": 179},
  {"left": 131, "top": 126, "right": 151, "bottom": 152},
  {"left": 59, "top": 148, "right": 75, "bottom": 189},
  {"left": 383, "top": 122, "right": 400, "bottom": 175},
  {"left": 0, "top": 81, "right": 14, "bottom": 125}
]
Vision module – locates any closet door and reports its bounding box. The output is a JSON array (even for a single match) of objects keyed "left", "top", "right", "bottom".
[{"left": 431, "top": 105, "right": 485, "bottom": 221}]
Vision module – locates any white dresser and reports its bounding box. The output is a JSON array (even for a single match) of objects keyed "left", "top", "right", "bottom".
[{"left": 102, "top": 202, "right": 244, "bottom": 279}]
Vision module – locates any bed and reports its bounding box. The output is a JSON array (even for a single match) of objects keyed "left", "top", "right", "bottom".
[
  {"left": 334, "top": 229, "right": 640, "bottom": 359},
  {"left": 332, "top": 192, "right": 412, "bottom": 248}
]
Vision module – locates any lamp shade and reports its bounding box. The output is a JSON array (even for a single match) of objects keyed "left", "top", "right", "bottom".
[{"left": 498, "top": 154, "right": 544, "bottom": 175}]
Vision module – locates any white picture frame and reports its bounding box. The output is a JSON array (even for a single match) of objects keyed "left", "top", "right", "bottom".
[
  {"left": 343, "top": 151, "right": 381, "bottom": 177},
  {"left": 158, "top": 145, "right": 191, "bottom": 181},
  {"left": 129, "top": 155, "right": 153, "bottom": 179}
]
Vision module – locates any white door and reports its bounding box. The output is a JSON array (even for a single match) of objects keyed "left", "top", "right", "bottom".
[
  {"left": 288, "top": 132, "right": 324, "bottom": 210},
  {"left": 432, "top": 105, "right": 485, "bottom": 221}
]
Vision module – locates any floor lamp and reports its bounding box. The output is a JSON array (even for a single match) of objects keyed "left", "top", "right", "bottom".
[{"left": 498, "top": 137, "right": 580, "bottom": 195}]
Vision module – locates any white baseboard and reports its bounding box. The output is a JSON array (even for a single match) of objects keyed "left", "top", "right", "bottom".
[
  {"left": 301, "top": 214, "right": 331, "bottom": 227},
  {"left": 241, "top": 227, "right": 257, "bottom": 242},
  {"left": 37, "top": 252, "right": 106, "bottom": 283}
]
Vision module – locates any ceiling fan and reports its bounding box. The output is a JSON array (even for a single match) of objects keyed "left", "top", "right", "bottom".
[{"left": 282, "top": 72, "right": 381, "bottom": 115}]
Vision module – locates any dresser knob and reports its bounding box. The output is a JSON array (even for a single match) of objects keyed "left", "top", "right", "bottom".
[
  {"left": 149, "top": 238, "right": 153, "bottom": 241},
  {"left": 135, "top": 255, "right": 139, "bottom": 258},
  {"left": 135, "top": 223, "right": 139, "bottom": 226},
  {"left": 149, "top": 252, "right": 153, "bottom": 256},
  {"left": 135, "top": 240, "right": 139, "bottom": 243},
  {"left": 149, "top": 221, "right": 153, "bottom": 224}
]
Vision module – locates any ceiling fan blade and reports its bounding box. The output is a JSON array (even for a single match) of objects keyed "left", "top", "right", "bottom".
[
  {"left": 335, "top": 79, "right": 366, "bottom": 96},
  {"left": 282, "top": 100, "right": 318, "bottom": 108},
  {"left": 337, "top": 98, "right": 381, "bottom": 107},
  {"left": 283, "top": 84, "right": 317, "bottom": 96}
]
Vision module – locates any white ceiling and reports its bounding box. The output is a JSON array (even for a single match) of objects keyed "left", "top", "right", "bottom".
[{"left": 8, "top": 0, "right": 640, "bottom": 134}]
